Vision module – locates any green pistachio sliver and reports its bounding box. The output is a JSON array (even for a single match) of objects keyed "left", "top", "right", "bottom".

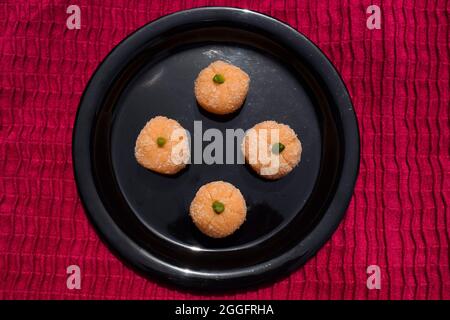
[
  {"left": 213, "top": 74, "right": 225, "bottom": 84},
  {"left": 156, "top": 137, "right": 166, "bottom": 147},
  {"left": 212, "top": 200, "right": 225, "bottom": 214},
  {"left": 272, "top": 142, "right": 285, "bottom": 154}
]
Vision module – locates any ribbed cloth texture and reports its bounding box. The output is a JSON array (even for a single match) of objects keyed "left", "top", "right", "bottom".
[{"left": 0, "top": 0, "right": 449, "bottom": 299}]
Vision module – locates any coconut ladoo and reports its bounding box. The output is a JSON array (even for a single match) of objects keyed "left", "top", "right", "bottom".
[
  {"left": 194, "top": 60, "right": 250, "bottom": 115},
  {"left": 189, "top": 181, "right": 247, "bottom": 238},
  {"left": 242, "top": 120, "right": 302, "bottom": 179},
  {"left": 135, "top": 116, "right": 189, "bottom": 175}
]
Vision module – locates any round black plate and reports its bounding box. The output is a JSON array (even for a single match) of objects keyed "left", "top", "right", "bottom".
[{"left": 73, "top": 7, "right": 359, "bottom": 291}]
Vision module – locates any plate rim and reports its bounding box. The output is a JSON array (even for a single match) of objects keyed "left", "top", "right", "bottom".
[{"left": 72, "top": 6, "right": 360, "bottom": 291}]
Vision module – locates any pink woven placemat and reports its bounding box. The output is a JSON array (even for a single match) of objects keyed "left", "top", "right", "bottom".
[{"left": 0, "top": 0, "right": 449, "bottom": 299}]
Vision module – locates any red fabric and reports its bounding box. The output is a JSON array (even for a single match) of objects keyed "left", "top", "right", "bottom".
[{"left": 0, "top": 0, "right": 449, "bottom": 300}]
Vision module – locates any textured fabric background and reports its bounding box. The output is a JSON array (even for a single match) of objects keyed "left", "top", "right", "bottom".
[{"left": 0, "top": 0, "right": 449, "bottom": 299}]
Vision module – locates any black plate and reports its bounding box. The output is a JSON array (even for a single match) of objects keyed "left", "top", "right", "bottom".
[{"left": 73, "top": 7, "right": 359, "bottom": 291}]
